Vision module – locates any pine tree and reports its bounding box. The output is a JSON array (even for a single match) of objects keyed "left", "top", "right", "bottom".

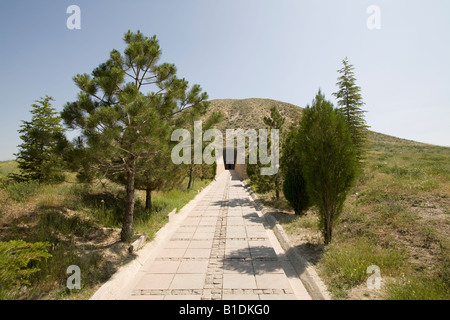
[
  {"left": 61, "top": 30, "right": 209, "bottom": 241},
  {"left": 333, "top": 57, "right": 369, "bottom": 161},
  {"left": 299, "top": 90, "right": 357, "bottom": 244},
  {"left": 14, "top": 96, "right": 67, "bottom": 183}
]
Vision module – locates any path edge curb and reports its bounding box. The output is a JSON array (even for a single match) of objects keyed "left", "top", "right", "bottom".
[{"left": 241, "top": 180, "right": 331, "bottom": 301}]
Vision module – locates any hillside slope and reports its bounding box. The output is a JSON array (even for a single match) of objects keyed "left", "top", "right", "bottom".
[
  {"left": 205, "top": 98, "right": 434, "bottom": 149},
  {"left": 205, "top": 98, "right": 303, "bottom": 131}
]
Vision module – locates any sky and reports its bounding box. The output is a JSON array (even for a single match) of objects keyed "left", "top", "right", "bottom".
[{"left": 0, "top": 0, "right": 449, "bottom": 160}]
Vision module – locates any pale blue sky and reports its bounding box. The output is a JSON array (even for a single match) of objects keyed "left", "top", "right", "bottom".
[{"left": 0, "top": 0, "right": 449, "bottom": 160}]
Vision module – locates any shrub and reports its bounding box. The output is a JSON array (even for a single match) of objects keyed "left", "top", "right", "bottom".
[
  {"left": 4, "top": 181, "right": 40, "bottom": 202},
  {"left": 0, "top": 240, "right": 52, "bottom": 299},
  {"left": 281, "top": 130, "right": 310, "bottom": 215}
]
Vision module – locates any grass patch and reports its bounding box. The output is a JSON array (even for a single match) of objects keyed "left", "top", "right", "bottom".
[
  {"left": 385, "top": 274, "right": 450, "bottom": 300},
  {"left": 134, "top": 179, "right": 212, "bottom": 240},
  {"left": 4, "top": 181, "right": 41, "bottom": 202},
  {"left": 319, "top": 237, "right": 406, "bottom": 299}
]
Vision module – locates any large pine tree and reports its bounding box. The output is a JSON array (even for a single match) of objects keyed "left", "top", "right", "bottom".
[
  {"left": 62, "top": 30, "right": 209, "bottom": 241},
  {"left": 14, "top": 96, "right": 67, "bottom": 183},
  {"left": 333, "top": 57, "right": 369, "bottom": 161}
]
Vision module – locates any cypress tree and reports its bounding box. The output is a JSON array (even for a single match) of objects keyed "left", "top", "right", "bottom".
[{"left": 299, "top": 90, "right": 357, "bottom": 244}]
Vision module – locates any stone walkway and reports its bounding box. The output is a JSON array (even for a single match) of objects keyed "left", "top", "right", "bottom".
[{"left": 123, "top": 170, "right": 311, "bottom": 300}]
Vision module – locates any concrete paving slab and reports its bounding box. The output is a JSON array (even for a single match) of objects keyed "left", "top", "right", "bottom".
[
  {"left": 223, "top": 274, "right": 257, "bottom": 289},
  {"left": 157, "top": 248, "right": 186, "bottom": 258},
  {"left": 223, "top": 261, "right": 254, "bottom": 274},
  {"left": 143, "top": 260, "right": 181, "bottom": 274},
  {"left": 137, "top": 274, "right": 174, "bottom": 290},
  {"left": 170, "top": 274, "right": 206, "bottom": 290},
  {"left": 223, "top": 294, "right": 259, "bottom": 300},
  {"left": 259, "top": 294, "right": 297, "bottom": 300},
  {"left": 184, "top": 248, "right": 211, "bottom": 258},
  {"left": 164, "top": 240, "right": 190, "bottom": 249},
  {"left": 178, "top": 260, "right": 209, "bottom": 274},
  {"left": 164, "top": 295, "right": 202, "bottom": 300},
  {"left": 188, "top": 240, "right": 213, "bottom": 249},
  {"left": 255, "top": 274, "right": 292, "bottom": 290}
]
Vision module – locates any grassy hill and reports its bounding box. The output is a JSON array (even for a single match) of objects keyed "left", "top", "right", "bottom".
[
  {"left": 215, "top": 98, "right": 449, "bottom": 300},
  {"left": 0, "top": 161, "right": 18, "bottom": 178},
  {"left": 205, "top": 98, "right": 302, "bottom": 131}
]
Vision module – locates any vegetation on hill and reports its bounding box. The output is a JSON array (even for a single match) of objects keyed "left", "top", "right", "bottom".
[
  {"left": 263, "top": 131, "right": 450, "bottom": 299},
  {"left": 205, "top": 98, "right": 302, "bottom": 133}
]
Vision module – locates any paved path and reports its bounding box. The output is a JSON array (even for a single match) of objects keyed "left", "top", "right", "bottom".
[{"left": 122, "top": 170, "right": 311, "bottom": 300}]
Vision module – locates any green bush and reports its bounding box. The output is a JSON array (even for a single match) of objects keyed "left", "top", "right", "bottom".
[
  {"left": 4, "top": 181, "right": 40, "bottom": 202},
  {"left": 0, "top": 240, "right": 52, "bottom": 299},
  {"left": 281, "top": 129, "right": 310, "bottom": 215},
  {"left": 282, "top": 165, "right": 310, "bottom": 215}
]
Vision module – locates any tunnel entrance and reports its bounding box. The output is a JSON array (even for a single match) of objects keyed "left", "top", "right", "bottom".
[{"left": 223, "top": 148, "right": 237, "bottom": 170}]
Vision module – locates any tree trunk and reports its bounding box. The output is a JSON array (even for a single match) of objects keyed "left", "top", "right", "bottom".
[
  {"left": 324, "top": 208, "right": 333, "bottom": 245},
  {"left": 121, "top": 158, "right": 136, "bottom": 242},
  {"left": 145, "top": 188, "right": 152, "bottom": 212},
  {"left": 187, "top": 166, "right": 193, "bottom": 190}
]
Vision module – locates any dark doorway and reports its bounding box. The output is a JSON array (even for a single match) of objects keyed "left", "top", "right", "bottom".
[{"left": 223, "top": 148, "right": 237, "bottom": 170}]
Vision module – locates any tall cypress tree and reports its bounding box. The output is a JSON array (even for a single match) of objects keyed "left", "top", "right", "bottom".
[
  {"left": 14, "top": 96, "right": 67, "bottom": 183},
  {"left": 62, "top": 30, "right": 209, "bottom": 241},
  {"left": 299, "top": 90, "right": 357, "bottom": 244},
  {"left": 333, "top": 57, "right": 369, "bottom": 161}
]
